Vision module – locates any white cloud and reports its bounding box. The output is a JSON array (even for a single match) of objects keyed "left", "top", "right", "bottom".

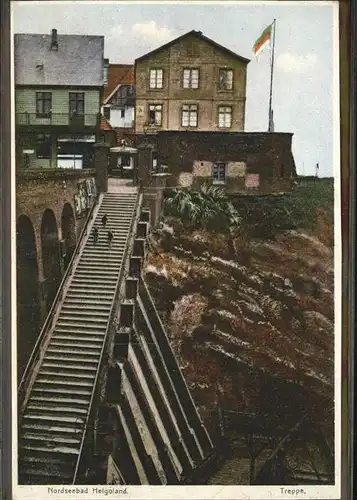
[
  {"left": 132, "top": 21, "right": 175, "bottom": 44},
  {"left": 276, "top": 52, "right": 317, "bottom": 74}
]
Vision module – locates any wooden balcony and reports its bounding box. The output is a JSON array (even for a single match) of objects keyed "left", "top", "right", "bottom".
[{"left": 16, "top": 112, "right": 100, "bottom": 130}]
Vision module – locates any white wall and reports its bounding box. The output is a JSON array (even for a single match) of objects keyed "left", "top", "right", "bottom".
[{"left": 104, "top": 106, "right": 134, "bottom": 128}]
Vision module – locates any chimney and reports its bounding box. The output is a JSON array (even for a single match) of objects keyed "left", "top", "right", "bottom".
[
  {"left": 104, "top": 58, "right": 109, "bottom": 85},
  {"left": 50, "top": 29, "right": 58, "bottom": 51}
]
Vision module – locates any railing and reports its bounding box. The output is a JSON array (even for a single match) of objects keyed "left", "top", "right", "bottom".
[
  {"left": 18, "top": 197, "right": 98, "bottom": 416},
  {"left": 111, "top": 97, "right": 136, "bottom": 107},
  {"left": 16, "top": 112, "right": 100, "bottom": 127},
  {"left": 72, "top": 191, "right": 143, "bottom": 484},
  {"left": 138, "top": 277, "right": 214, "bottom": 451}
]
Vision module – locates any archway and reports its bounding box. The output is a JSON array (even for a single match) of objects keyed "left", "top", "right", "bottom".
[
  {"left": 41, "top": 209, "right": 61, "bottom": 312},
  {"left": 61, "top": 203, "right": 76, "bottom": 270},
  {"left": 16, "top": 215, "right": 40, "bottom": 379}
]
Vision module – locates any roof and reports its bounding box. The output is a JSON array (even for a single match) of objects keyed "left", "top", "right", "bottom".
[
  {"left": 103, "top": 64, "right": 134, "bottom": 103},
  {"left": 135, "top": 30, "right": 250, "bottom": 65},
  {"left": 14, "top": 32, "right": 104, "bottom": 86},
  {"left": 100, "top": 115, "right": 114, "bottom": 131}
]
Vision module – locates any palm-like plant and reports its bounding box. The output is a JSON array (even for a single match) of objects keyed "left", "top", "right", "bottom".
[{"left": 164, "top": 184, "right": 241, "bottom": 232}]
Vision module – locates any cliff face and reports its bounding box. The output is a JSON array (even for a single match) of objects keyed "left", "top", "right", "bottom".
[{"left": 144, "top": 212, "right": 334, "bottom": 444}]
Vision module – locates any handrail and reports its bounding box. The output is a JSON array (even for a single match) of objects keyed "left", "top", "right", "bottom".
[
  {"left": 72, "top": 191, "right": 143, "bottom": 484},
  {"left": 18, "top": 198, "right": 98, "bottom": 415},
  {"left": 138, "top": 277, "right": 213, "bottom": 447}
]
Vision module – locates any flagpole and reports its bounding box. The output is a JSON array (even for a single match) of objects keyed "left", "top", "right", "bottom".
[{"left": 268, "top": 19, "right": 276, "bottom": 132}]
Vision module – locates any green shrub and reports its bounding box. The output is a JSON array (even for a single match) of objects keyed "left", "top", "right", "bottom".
[{"left": 164, "top": 184, "right": 241, "bottom": 232}]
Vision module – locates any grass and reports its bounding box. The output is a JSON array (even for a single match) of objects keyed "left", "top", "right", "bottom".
[{"left": 232, "top": 177, "right": 334, "bottom": 241}]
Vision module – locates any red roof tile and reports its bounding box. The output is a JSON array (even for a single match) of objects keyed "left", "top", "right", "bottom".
[
  {"left": 103, "top": 64, "right": 134, "bottom": 103},
  {"left": 100, "top": 114, "right": 114, "bottom": 131}
]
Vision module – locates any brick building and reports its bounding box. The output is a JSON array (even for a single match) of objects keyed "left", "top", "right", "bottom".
[
  {"left": 15, "top": 29, "right": 104, "bottom": 169},
  {"left": 134, "top": 30, "right": 249, "bottom": 135},
  {"left": 153, "top": 131, "right": 297, "bottom": 194}
]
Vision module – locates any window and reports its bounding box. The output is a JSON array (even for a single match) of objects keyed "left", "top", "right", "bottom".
[
  {"left": 36, "top": 134, "right": 52, "bottom": 159},
  {"left": 183, "top": 69, "right": 199, "bottom": 89},
  {"left": 219, "top": 69, "right": 233, "bottom": 90},
  {"left": 36, "top": 92, "right": 52, "bottom": 117},
  {"left": 120, "top": 109, "right": 125, "bottom": 119},
  {"left": 181, "top": 104, "right": 198, "bottom": 127},
  {"left": 212, "top": 163, "right": 226, "bottom": 184},
  {"left": 69, "top": 92, "right": 85, "bottom": 115},
  {"left": 149, "top": 69, "right": 163, "bottom": 89},
  {"left": 121, "top": 154, "right": 131, "bottom": 167},
  {"left": 103, "top": 107, "right": 111, "bottom": 120},
  {"left": 218, "top": 106, "right": 232, "bottom": 128},
  {"left": 148, "top": 104, "right": 162, "bottom": 126}
]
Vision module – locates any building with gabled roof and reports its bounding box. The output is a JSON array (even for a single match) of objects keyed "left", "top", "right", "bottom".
[
  {"left": 15, "top": 29, "right": 104, "bottom": 169},
  {"left": 102, "top": 63, "right": 135, "bottom": 130},
  {"left": 134, "top": 29, "right": 250, "bottom": 135}
]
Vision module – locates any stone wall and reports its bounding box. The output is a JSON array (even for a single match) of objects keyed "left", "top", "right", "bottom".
[
  {"left": 16, "top": 169, "right": 97, "bottom": 295},
  {"left": 152, "top": 131, "right": 297, "bottom": 195}
]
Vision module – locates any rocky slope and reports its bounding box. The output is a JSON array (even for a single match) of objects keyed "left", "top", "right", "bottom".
[{"left": 144, "top": 184, "right": 335, "bottom": 483}]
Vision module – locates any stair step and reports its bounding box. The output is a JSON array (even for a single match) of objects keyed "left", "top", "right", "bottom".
[
  {"left": 39, "top": 369, "right": 96, "bottom": 381},
  {"left": 19, "top": 464, "right": 73, "bottom": 480},
  {"left": 44, "top": 353, "right": 99, "bottom": 364},
  {"left": 54, "top": 321, "right": 107, "bottom": 331},
  {"left": 19, "top": 456, "right": 76, "bottom": 480},
  {"left": 64, "top": 293, "right": 113, "bottom": 301},
  {"left": 21, "top": 444, "right": 80, "bottom": 455},
  {"left": 23, "top": 414, "right": 85, "bottom": 434},
  {"left": 57, "top": 314, "right": 108, "bottom": 324},
  {"left": 32, "top": 386, "right": 92, "bottom": 396},
  {"left": 59, "top": 308, "right": 109, "bottom": 318},
  {"left": 46, "top": 346, "right": 101, "bottom": 356},
  {"left": 36, "top": 374, "right": 94, "bottom": 386},
  {"left": 20, "top": 455, "right": 77, "bottom": 467},
  {"left": 49, "top": 340, "right": 103, "bottom": 351},
  {"left": 52, "top": 334, "right": 104, "bottom": 343},
  {"left": 23, "top": 433, "right": 82, "bottom": 445},
  {"left": 76, "top": 264, "right": 120, "bottom": 271},
  {"left": 72, "top": 273, "right": 118, "bottom": 279},
  {"left": 39, "top": 366, "right": 96, "bottom": 378},
  {"left": 61, "top": 303, "right": 111, "bottom": 311},
  {"left": 73, "top": 271, "right": 118, "bottom": 279},
  {"left": 54, "top": 327, "right": 108, "bottom": 337},
  {"left": 27, "top": 402, "right": 89, "bottom": 415},
  {"left": 30, "top": 395, "right": 90, "bottom": 406},
  {"left": 68, "top": 282, "right": 117, "bottom": 290}
]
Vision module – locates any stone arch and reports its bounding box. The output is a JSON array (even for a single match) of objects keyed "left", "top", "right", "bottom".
[
  {"left": 16, "top": 214, "right": 41, "bottom": 378},
  {"left": 61, "top": 202, "right": 77, "bottom": 270},
  {"left": 41, "top": 208, "right": 61, "bottom": 312}
]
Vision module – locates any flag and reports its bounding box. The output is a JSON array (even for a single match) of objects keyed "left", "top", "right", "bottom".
[{"left": 253, "top": 23, "right": 273, "bottom": 57}]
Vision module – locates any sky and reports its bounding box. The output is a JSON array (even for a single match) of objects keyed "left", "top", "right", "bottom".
[{"left": 12, "top": 1, "right": 338, "bottom": 177}]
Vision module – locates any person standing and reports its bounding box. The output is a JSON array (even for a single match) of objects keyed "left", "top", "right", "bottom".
[
  {"left": 107, "top": 230, "right": 114, "bottom": 248},
  {"left": 101, "top": 214, "right": 108, "bottom": 227},
  {"left": 92, "top": 226, "right": 99, "bottom": 245}
]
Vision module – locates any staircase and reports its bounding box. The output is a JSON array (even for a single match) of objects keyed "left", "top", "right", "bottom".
[{"left": 18, "top": 191, "right": 139, "bottom": 485}]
